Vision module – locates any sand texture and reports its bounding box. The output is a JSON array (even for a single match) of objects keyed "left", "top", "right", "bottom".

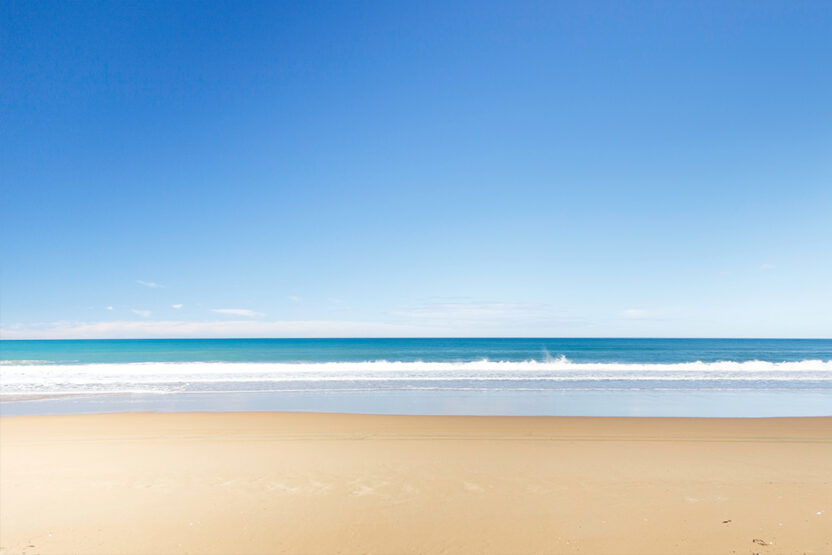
[{"left": 1, "top": 412, "right": 830, "bottom": 554}]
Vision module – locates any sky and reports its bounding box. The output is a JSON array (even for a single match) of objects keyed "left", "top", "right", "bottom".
[{"left": 1, "top": 0, "right": 831, "bottom": 339}]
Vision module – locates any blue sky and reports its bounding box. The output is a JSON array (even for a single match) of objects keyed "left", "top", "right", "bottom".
[{"left": 2, "top": 1, "right": 830, "bottom": 339}]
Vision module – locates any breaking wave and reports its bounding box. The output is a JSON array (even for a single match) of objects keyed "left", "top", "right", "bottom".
[{"left": 2, "top": 357, "right": 831, "bottom": 396}]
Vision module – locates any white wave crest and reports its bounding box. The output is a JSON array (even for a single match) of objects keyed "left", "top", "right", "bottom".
[
  {"left": 2, "top": 358, "right": 830, "bottom": 395},
  {"left": 0, "top": 360, "right": 60, "bottom": 366}
]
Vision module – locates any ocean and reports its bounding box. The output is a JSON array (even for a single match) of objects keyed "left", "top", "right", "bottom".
[{"left": 2, "top": 338, "right": 830, "bottom": 417}]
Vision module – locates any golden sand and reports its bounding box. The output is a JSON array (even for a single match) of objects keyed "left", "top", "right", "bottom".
[{"left": 1, "top": 412, "right": 830, "bottom": 554}]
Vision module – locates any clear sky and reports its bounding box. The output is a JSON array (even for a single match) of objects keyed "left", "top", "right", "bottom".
[{"left": 2, "top": 1, "right": 830, "bottom": 339}]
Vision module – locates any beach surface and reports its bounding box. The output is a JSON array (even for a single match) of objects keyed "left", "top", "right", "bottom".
[{"left": 1, "top": 413, "right": 830, "bottom": 554}]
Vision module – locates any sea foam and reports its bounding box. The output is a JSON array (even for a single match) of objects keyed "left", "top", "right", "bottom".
[{"left": 2, "top": 358, "right": 831, "bottom": 396}]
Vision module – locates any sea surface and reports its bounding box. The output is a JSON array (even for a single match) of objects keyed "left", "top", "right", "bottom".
[{"left": 1, "top": 338, "right": 831, "bottom": 417}]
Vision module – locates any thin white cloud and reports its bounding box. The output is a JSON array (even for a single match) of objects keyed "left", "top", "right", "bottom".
[
  {"left": 211, "top": 308, "right": 265, "bottom": 318},
  {"left": 137, "top": 280, "right": 164, "bottom": 288},
  {"left": 131, "top": 309, "right": 151, "bottom": 318},
  {"left": 0, "top": 300, "right": 587, "bottom": 340},
  {"left": 288, "top": 295, "right": 302, "bottom": 303},
  {"left": 760, "top": 263, "right": 777, "bottom": 270},
  {"left": 0, "top": 319, "right": 421, "bottom": 340},
  {"left": 106, "top": 306, "right": 114, "bottom": 310},
  {"left": 621, "top": 308, "right": 650, "bottom": 319},
  {"left": 171, "top": 304, "right": 183, "bottom": 309}
]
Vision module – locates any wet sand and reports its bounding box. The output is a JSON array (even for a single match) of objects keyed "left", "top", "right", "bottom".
[{"left": 1, "top": 412, "right": 830, "bottom": 554}]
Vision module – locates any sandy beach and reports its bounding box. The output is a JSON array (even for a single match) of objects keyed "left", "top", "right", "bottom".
[{"left": 1, "top": 412, "right": 830, "bottom": 554}]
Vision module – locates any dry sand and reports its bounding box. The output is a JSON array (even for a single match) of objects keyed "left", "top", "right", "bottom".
[{"left": 1, "top": 412, "right": 830, "bottom": 554}]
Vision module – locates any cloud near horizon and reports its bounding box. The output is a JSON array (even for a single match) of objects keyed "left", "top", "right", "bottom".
[
  {"left": 0, "top": 300, "right": 588, "bottom": 340},
  {"left": 0, "top": 300, "right": 592, "bottom": 340},
  {"left": 136, "top": 280, "right": 164, "bottom": 288},
  {"left": 0, "top": 319, "right": 428, "bottom": 340},
  {"left": 210, "top": 308, "right": 265, "bottom": 318}
]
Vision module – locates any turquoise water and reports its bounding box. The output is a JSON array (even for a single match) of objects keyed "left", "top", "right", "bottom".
[
  {"left": 2, "top": 338, "right": 831, "bottom": 417},
  {"left": 4, "top": 338, "right": 832, "bottom": 364}
]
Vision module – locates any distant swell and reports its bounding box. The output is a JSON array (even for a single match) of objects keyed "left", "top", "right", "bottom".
[{"left": 1, "top": 357, "right": 831, "bottom": 396}]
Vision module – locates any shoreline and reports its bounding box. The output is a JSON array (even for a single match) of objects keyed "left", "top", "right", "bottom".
[
  {"left": 2, "top": 412, "right": 830, "bottom": 554},
  {"left": 4, "top": 388, "right": 832, "bottom": 418},
  {"left": 2, "top": 408, "right": 832, "bottom": 420}
]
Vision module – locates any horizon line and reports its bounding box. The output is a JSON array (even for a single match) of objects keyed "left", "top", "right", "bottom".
[{"left": 2, "top": 336, "right": 830, "bottom": 341}]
